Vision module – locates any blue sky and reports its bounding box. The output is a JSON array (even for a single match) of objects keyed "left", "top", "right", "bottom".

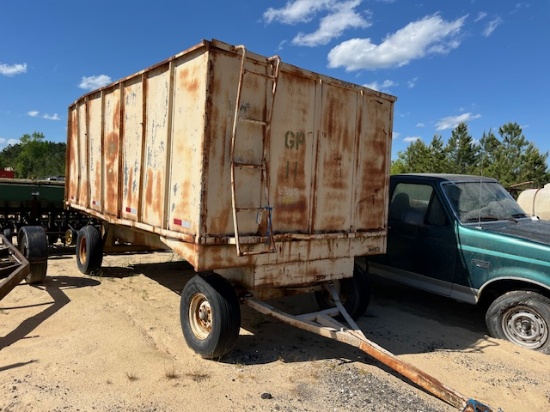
[{"left": 1, "top": 0, "right": 548, "bottom": 160}]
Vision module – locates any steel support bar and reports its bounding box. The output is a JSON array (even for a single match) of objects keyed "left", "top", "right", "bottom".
[
  {"left": 244, "top": 296, "right": 492, "bottom": 412},
  {"left": 0, "top": 235, "right": 31, "bottom": 301}
]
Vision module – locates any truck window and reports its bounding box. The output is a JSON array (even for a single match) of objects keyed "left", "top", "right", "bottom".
[
  {"left": 389, "top": 183, "right": 433, "bottom": 222},
  {"left": 426, "top": 196, "right": 447, "bottom": 226}
]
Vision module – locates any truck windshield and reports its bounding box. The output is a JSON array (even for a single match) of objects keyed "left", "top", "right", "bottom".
[{"left": 442, "top": 181, "right": 528, "bottom": 223}]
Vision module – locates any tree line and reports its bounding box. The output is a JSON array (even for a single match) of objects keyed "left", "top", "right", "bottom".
[
  {"left": 0, "top": 132, "right": 66, "bottom": 180},
  {"left": 391, "top": 122, "right": 550, "bottom": 189}
]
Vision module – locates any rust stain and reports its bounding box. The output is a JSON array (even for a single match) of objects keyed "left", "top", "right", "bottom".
[
  {"left": 105, "top": 131, "right": 119, "bottom": 214},
  {"left": 145, "top": 168, "right": 153, "bottom": 218},
  {"left": 179, "top": 66, "right": 200, "bottom": 94},
  {"left": 112, "top": 100, "right": 121, "bottom": 129},
  {"left": 126, "top": 166, "right": 135, "bottom": 215}
]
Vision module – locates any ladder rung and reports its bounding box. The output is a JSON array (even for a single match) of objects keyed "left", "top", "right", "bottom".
[
  {"left": 240, "top": 249, "right": 276, "bottom": 256},
  {"left": 244, "top": 69, "right": 277, "bottom": 81},
  {"left": 233, "top": 161, "right": 263, "bottom": 169},
  {"left": 238, "top": 117, "right": 267, "bottom": 126},
  {"left": 235, "top": 207, "right": 264, "bottom": 212}
]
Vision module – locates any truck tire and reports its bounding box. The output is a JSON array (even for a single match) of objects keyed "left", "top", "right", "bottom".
[
  {"left": 76, "top": 225, "right": 103, "bottom": 275},
  {"left": 18, "top": 226, "right": 48, "bottom": 284},
  {"left": 180, "top": 273, "right": 241, "bottom": 359},
  {"left": 486, "top": 290, "right": 550, "bottom": 353},
  {"left": 314, "top": 262, "right": 371, "bottom": 320}
]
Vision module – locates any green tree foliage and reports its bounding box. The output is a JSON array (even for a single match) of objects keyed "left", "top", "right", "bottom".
[
  {"left": 392, "top": 122, "right": 550, "bottom": 188},
  {"left": 0, "top": 132, "right": 66, "bottom": 179},
  {"left": 445, "top": 123, "right": 479, "bottom": 174}
]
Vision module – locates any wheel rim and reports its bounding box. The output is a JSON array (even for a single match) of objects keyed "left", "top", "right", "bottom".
[
  {"left": 188, "top": 292, "right": 212, "bottom": 340},
  {"left": 78, "top": 237, "right": 88, "bottom": 265},
  {"left": 501, "top": 305, "right": 548, "bottom": 350}
]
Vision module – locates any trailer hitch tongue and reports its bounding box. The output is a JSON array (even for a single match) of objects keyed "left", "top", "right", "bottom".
[{"left": 244, "top": 289, "right": 496, "bottom": 412}]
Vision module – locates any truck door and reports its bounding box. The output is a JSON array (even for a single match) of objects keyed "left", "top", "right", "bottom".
[{"left": 386, "top": 182, "right": 457, "bottom": 296}]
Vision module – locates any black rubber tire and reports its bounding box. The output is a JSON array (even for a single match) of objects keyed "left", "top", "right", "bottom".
[
  {"left": 180, "top": 273, "right": 241, "bottom": 359},
  {"left": 17, "top": 226, "right": 48, "bottom": 284},
  {"left": 3, "top": 228, "right": 14, "bottom": 244},
  {"left": 314, "top": 262, "right": 371, "bottom": 320},
  {"left": 486, "top": 290, "right": 550, "bottom": 353},
  {"left": 76, "top": 225, "right": 103, "bottom": 275}
]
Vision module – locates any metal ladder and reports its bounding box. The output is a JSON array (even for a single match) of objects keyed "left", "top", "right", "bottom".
[{"left": 230, "top": 46, "right": 280, "bottom": 256}]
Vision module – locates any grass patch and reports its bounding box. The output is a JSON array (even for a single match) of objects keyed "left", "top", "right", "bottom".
[
  {"left": 126, "top": 372, "right": 139, "bottom": 382},
  {"left": 185, "top": 371, "right": 210, "bottom": 383}
]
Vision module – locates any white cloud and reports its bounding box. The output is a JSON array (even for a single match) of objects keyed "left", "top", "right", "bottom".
[
  {"left": 475, "top": 12, "right": 487, "bottom": 22},
  {"left": 27, "top": 111, "right": 61, "bottom": 121},
  {"left": 79, "top": 75, "right": 112, "bottom": 90},
  {"left": 435, "top": 113, "right": 481, "bottom": 131},
  {"left": 0, "top": 63, "right": 27, "bottom": 77},
  {"left": 0, "top": 137, "right": 20, "bottom": 147},
  {"left": 404, "top": 136, "right": 422, "bottom": 143},
  {"left": 263, "top": 0, "right": 333, "bottom": 24},
  {"left": 416, "top": 122, "right": 425, "bottom": 128},
  {"left": 363, "top": 79, "right": 396, "bottom": 92},
  {"left": 407, "top": 77, "right": 418, "bottom": 88},
  {"left": 482, "top": 17, "right": 503, "bottom": 37},
  {"left": 328, "top": 14, "right": 467, "bottom": 71},
  {"left": 43, "top": 113, "right": 61, "bottom": 121},
  {"left": 392, "top": 131, "right": 400, "bottom": 139},
  {"left": 292, "top": 0, "right": 371, "bottom": 47}
]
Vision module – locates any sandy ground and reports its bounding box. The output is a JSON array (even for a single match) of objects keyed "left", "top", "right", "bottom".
[{"left": 1, "top": 250, "right": 549, "bottom": 412}]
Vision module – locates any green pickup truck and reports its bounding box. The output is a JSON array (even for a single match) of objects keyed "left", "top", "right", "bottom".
[{"left": 366, "top": 173, "right": 550, "bottom": 353}]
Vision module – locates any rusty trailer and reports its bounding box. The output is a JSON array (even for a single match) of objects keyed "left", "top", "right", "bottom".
[
  {"left": 64, "top": 39, "right": 492, "bottom": 410},
  {"left": 65, "top": 38, "right": 395, "bottom": 340}
]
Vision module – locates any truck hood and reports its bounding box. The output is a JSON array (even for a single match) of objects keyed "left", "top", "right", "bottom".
[{"left": 476, "top": 218, "right": 550, "bottom": 246}]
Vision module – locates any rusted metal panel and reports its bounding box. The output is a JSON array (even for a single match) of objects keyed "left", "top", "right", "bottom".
[
  {"left": 66, "top": 39, "right": 396, "bottom": 287},
  {"left": 102, "top": 87, "right": 121, "bottom": 217},
  {"left": 141, "top": 65, "right": 170, "bottom": 229},
  {"left": 65, "top": 108, "right": 79, "bottom": 204},
  {"left": 120, "top": 77, "right": 144, "bottom": 222},
  {"left": 312, "top": 84, "right": 357, "bottom": 231},
  {"left": 270, "top": 73, "right": 316, "bottom": 233},
  {"left": 88, "top": 93, "right": 103, "bottom": 213},
  {"left": 167, "top": 52, "right": 208, "bottom": 236},
  {"left": 355, "top": 95, "right": 393, "bottom": 230}
]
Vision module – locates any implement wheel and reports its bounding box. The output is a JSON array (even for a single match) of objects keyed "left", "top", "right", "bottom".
[
  {"left": 18, "top": 226, "right": 48, "bottom": 284},
  {"left": 315, "top": 262, "right": 371, "bottom": 320},
  {"left": 180, "top": 273, "right": 241, "bottom": 359},
  {"left": 76, "top": 225, "right": 103, "bottom": 275}
]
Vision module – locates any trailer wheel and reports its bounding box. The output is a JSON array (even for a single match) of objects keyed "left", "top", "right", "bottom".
[
  {"left": 17, "top": 226, "right": 48, "bottom": 284},
  {"left": 180, "top": 273, "right": 241, "bottom": 359},
  {"left": 3, "top": 228, "right": 14, "bottom": 244},
  {"left": 76, "top": 225, "right": 103, "bottom": 275},
  {"left": 314, "top": 262, "right": 370, "bottom": 320},
  {"left": 486, "top": 290, "right": 550, "bottom": 353}
]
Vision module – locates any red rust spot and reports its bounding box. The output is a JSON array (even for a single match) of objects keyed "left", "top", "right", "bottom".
[
  {"left": 112, "top": 100, "right": 121, "bottom": 130},
  {"left": 145, "top": 169, "right": 153, "bottom": 218},
  {"left": 179, "top": 67, "right": 199, "bottom": 94},
  {"left": 105, "top": 131, "right": 119, "bottom": 214}
]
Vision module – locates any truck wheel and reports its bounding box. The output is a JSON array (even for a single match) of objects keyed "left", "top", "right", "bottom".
[
  {"left": 18, "top": 226, "right": 48, "bottom": 284},
  {"left": 486, "top": 291, "right": 550, "bottom": 353},
  {"left": 314, "top": 262, "right": 371, "bottom": 320},
  {"left": 180, "top": 273, "right": 241, "bottom": 359},
  {"left": 76, "top": 225, "right": 103, "bottom": 275}
]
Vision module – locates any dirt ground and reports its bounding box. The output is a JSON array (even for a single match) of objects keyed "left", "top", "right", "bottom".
[{"left": 1, "top": 249, "right": 549, "bottom": 412}]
